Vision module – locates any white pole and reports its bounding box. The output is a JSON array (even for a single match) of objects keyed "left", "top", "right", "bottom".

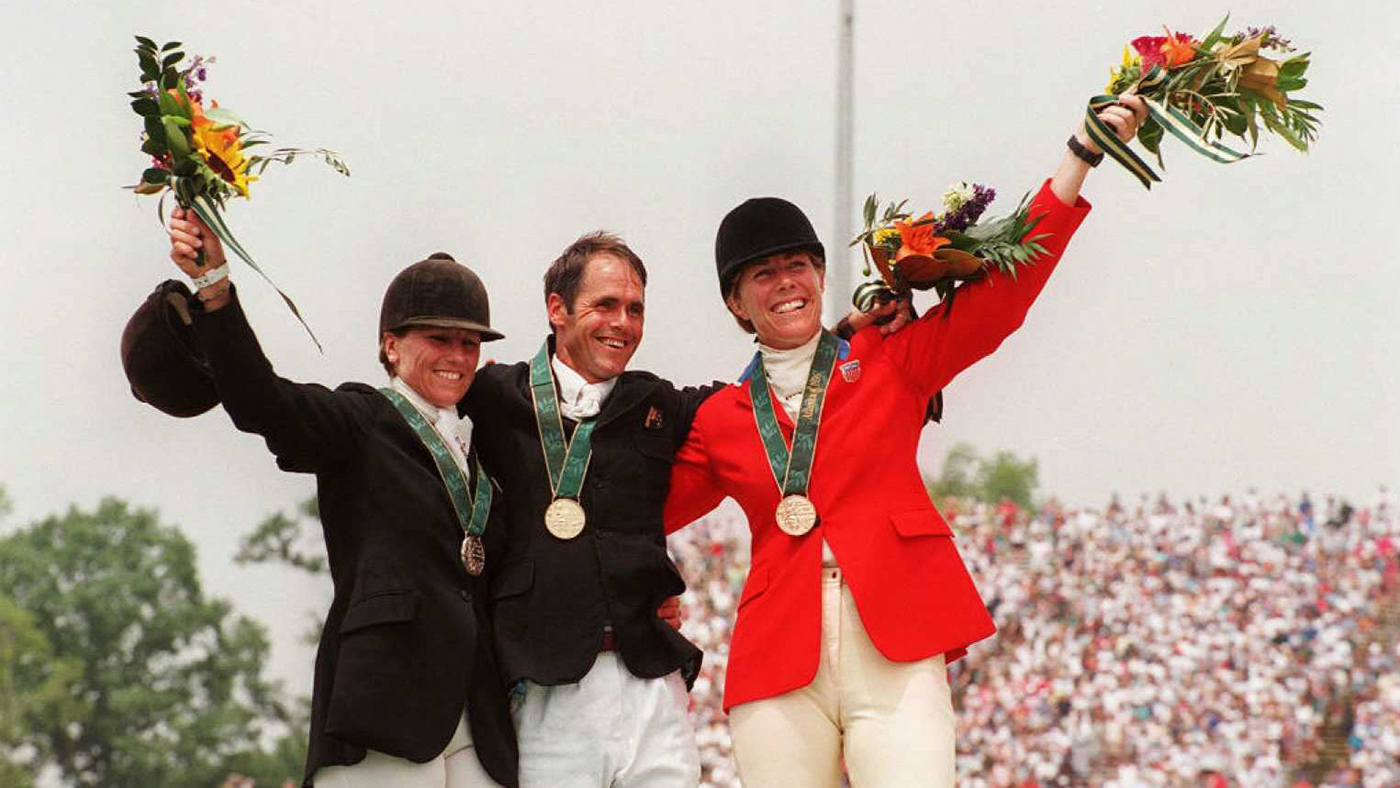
[{"left": 832, "top": 0, "right": 855, "bottom": 320}]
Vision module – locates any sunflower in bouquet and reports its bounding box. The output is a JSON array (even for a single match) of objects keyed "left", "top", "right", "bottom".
[
  {"left": 849, "top": 182, "right": 1048, "bottom": 311},
  {"left": 126, "top": 36, "right": 348, "bottom": 347},
  {"left": 1092, "top": 17, "right": 1321, "bottom": 188}
]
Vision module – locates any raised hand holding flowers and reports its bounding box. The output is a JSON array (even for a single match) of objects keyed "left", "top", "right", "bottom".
[
  {"left": 1093, "top": 17, "right": 1321, "bottom": 189},
  {"left": 127, "top": 36, "right": 349, "bottom": 349}
]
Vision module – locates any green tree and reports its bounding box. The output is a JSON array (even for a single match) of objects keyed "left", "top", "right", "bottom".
[
  {"left": 977, "top": 450, "right": 1039, "bottom": 509},
  {"left": 926, "top": 445, "right": 1040, "bottom": 509},
  {"left": 0, "top": 497, "right": 302, "bottom": 788},
  {"left": 0, "top": 593, "right": 84, "bottom": 788},
  {"left": 927, "top": 442, "right": 981, "bottom": 500},
  {"left": 233, "top": 496, "right": 330, "bottom": 773},
  {"left": 235, "top": 497, "right": 326, "bottom": 576}
]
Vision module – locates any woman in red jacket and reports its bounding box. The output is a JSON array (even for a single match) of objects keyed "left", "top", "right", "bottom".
[{"left": 664, "top": 96, "right": 1145, "bottom": 788}]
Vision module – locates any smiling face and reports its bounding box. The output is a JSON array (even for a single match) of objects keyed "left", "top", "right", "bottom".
[
  {"left": 726, "top": 251, "right": 825, "bottom": 349},
  {"left": 549, "top": 253, "right": 645, "bottom": 383},
  {"left": 381, "top": 326, "right": 482, "bottom": 408}
]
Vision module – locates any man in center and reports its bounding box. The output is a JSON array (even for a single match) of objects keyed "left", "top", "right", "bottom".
[
  {"left": 464, "top": 232, "right": 901, "bottom": 788},
  {"left": 462, "top": 232, "right": 710, "bottom": 788}
]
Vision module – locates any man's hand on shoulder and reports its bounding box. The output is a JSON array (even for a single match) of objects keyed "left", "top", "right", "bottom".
[{"left": 657, "top": 596, "right": 683, "bottom": 630}]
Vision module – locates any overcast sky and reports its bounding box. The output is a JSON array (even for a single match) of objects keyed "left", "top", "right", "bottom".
[{"left": 3, "top": 0, "right": 1396, "bottom": 694}]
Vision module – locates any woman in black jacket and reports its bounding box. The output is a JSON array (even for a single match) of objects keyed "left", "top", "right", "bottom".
[{"left": 167, "top": 207, "right": 517, "bottom": 788}]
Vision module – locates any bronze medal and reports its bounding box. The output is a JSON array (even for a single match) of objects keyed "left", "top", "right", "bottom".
[
  {"left": 545, "top": 498, "right": 587, "bottom": 540},
  {"left": 775, "top": 494, "right": 818, "bottom": 536},
  {"left": 461, "top": 534, "right": 485, "bottom": 576}
]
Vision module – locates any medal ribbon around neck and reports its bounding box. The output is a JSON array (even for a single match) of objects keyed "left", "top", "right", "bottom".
[
  {"left": 529, "top": 342, "right": 597, "bottom": 502},
  {"left": 380, "top": 387, "right": 493, "bottom": 544},
  {"left": 748, "top": 330, "right": 840, "bottom": 501}
]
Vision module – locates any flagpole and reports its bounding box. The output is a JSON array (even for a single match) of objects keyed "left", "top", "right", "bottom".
[{"left": 832, "top": 0, "right": 855, "bottom": 320}]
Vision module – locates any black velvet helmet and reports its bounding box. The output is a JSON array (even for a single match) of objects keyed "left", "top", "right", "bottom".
[
  {"left": 379, "top": 252, "right": 504, "bottom": 341},
  {"left": 714, "top": 197, "right": 825, "bottom": 295},
  {"left": 120, "top": 280, "right": 219, "bottom": 418}
]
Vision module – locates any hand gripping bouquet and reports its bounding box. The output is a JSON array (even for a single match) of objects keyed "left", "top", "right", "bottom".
[
  {"left": 126, "top": 36, "right": 349, "bottom": 348},
  {"left": 1093, "top": 17, "right": 1321, "bottom": 188},
  {"left": 849, "top": 182, "right": 1048, "bottom": 311}
]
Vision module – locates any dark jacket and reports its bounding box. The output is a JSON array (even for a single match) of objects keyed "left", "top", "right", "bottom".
[
  {"left": 195, "top": 292, "right": 517, "bottom": 788},
  {"left": 463, "top": 342, "right": 714, "bottom": 688}
]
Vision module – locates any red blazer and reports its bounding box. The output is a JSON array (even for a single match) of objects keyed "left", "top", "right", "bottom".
[{"left": 664, "top": 180, "right": 1091, "bottom": 711}]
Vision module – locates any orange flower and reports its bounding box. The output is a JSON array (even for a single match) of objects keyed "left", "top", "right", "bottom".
[
  {"left": 1160, "top": 28, "right": 1197, "bottom": 68},
  {"left": 189, "top": 99, "right": 255, "bottom": 197},
  {"left": 893, "top": 212, "right": 951, "bottom": 259}
]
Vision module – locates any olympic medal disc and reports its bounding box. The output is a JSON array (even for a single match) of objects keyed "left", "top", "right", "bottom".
[
  {"left": 545, "top": 498, "right": 587, "bottom": 539},
  {"left": 774, "top": 494, "right": 818, "bottom": 536},
  {"left": 461, "top": 534, "right": 486, "bottom": 576}
]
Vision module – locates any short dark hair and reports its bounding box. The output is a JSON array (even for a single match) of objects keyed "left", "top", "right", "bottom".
[
  {"left": 543, "top": 232, "right": 648, "bottom": 325},
  {"left": 723, "top": 250, "right": 825, "bottom": 334}
]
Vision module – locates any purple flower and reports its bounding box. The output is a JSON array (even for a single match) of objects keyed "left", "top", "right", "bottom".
[
  {"left": 934, "top": 184, "right": 996, "bottom": 235},
  {"left": 1241, "top": 26, "right": 1294, "bottom": 52}
]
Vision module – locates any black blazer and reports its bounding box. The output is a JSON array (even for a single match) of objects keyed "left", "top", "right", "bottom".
[
  {"left": 195, "top": 293, "right": 517, "bottom": 788},
  {"left": 464, "top": 341, "right": 715, "bottom": 688}
]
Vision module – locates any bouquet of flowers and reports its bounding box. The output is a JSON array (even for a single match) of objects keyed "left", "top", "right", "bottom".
[
  {"left": 126, "top": 36, "right": 348, "bottom": 348},
  {"left": 848, "top": 182, "right": 1047, "bottom": 311},
  {"left": 1093, "top": 17, "right": 1321, "bottom": 188}
]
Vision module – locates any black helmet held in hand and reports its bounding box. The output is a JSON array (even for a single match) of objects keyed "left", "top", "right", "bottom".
[
  {"left": 120, "top": 279, "right": 220, "bottom": 418},
  {"left": 714, "top": 197, "right": 825, "bottom": 295},
  {"left": 379, "top": 252, "right": 504, "bottom": 341}
]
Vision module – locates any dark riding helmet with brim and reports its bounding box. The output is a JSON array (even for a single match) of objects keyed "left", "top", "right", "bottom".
[
  {"left": 714, "top": 197, "right": 826, "bottom": 296},
  {"left": 379, "top": 252, "right": 504, "bottom": 340},
  {"left": 120, "top": 279, "right": 219, "bottom": 418}
]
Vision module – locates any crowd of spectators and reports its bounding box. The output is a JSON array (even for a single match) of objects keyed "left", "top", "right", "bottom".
[{"left": 668, "top": 487, "right": 1400, "bottom": 787}]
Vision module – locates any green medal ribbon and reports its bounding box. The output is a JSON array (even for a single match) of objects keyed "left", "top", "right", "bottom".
[
  {"left": 528, "top": 343, "right": 596, "bottom": 499},
  {"left": 1086, "top": 64, "right": 1249, "bottom": 190},
  {"left": 380, "top": 388, "right": 492, "bottom": 539},
  {"left": 748, "top": 331, "right": 840, "bottom": 497}
]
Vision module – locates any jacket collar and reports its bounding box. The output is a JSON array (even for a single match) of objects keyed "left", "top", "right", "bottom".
[{"left": 531, "top": 334, "right": 660, "bottom": 430}]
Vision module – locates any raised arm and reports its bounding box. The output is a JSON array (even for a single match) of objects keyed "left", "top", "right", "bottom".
[
  {"left": 1052, "top": 94, "right": 1147, "bottom": 204},
  {"left": 168, "top": 208, "right": 370, "bottom": 469},
  {"left": 874, "top": 94, "right": 1146, "bottom": 399}
]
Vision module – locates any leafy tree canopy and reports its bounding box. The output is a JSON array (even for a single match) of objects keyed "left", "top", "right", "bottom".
[
  {"left": 0, "top": 497, "right": 302, "bottom": 788},
  {"left": 927, "top": 443, "right": 1040, "bottom": 509}
]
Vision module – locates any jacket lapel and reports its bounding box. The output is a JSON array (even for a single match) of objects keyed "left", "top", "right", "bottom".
[{"left": 594, "top": 373, "right": 660, "bottom": 430}]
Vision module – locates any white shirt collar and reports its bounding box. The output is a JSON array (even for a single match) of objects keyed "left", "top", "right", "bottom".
[
  {"left": 391, "top": 376, "right": 474, "bottom": 461},
  {"left": 551, "top": 354, "right": 617, "bottom": 420},
  {"left": 757, "top": 330, "right": 822, "bottom": 403}
]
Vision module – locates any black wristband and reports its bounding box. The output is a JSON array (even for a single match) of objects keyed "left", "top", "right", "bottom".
[{"left": 1067, "top": 134, "right": 1104, "bottom": 167}]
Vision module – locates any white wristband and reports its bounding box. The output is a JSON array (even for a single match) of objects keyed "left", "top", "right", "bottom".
[{"left": 190, "top": 263, "right": 230, "bottom": 290}]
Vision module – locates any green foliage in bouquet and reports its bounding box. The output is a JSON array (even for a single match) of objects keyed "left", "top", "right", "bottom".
[
  {"left": 126, "top": 36, "right": 349, "bottom": 349},
  {"left": 850, "top": 183, "right": 1047, "bottom": 310},
  {"left": 1094, "top": 17, "right": 1322, "bottom": 188}
]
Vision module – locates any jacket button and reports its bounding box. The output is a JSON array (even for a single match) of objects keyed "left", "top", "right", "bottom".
[{"left": 458, "top": 589, "right": 472, "bottom": 602}]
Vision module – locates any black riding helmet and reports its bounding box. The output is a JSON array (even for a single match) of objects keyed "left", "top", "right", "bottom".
[{"left": 379, "top": 252, "right": 504, "bottom": 341}]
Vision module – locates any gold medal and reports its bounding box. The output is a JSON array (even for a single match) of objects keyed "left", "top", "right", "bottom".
[
  {"left": 461, "top": 534, "right": 485, "bottom": 576},
  {"left": 774, "top": 494, "right": 818, "bottom": 536},
  {"left": 545, "top": 498, "right": 586, "bottom": 540}
]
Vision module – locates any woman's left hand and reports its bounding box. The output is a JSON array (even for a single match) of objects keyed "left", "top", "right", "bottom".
[{"left": 843, "top": 294, "right": 914, "bottom": 337}]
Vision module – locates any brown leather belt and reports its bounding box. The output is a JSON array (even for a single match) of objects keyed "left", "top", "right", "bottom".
[{"left": 599, "top": 631, "right": 617, "bottom": 652}]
